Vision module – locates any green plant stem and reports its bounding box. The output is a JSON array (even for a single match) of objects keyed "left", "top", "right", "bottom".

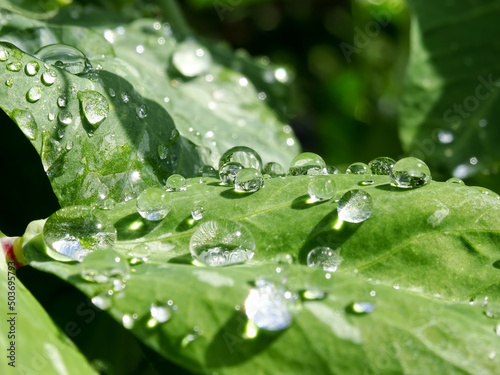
[{"left": 158, "top": 0, "right": 191, "bottom": 37}]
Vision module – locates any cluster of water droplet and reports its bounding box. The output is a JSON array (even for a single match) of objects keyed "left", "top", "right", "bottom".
[{"left": 218, "top": 146, "right": 265, "bottom": 193}]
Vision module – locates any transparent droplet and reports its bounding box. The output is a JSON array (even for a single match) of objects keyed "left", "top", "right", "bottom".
[
  {"left": 368, "top": 157, "right": 395, "bottom": 175},
  {"left": 78, "top": 90, "right": 109, "bottom": 127},
  {"left": 35, "top": 44, "right": 92, "bottom": 75},
  {"left": 6, "top": 61, "right": 22, "bottom": 72},
  {"left": 41, "top": 69, "right": 57, "bottom": 85},
  {"left": 12, "top": 109, "right": 37, "bottom": 140},
  {"left": 165, "top": 174, "right": 187, "bottom": 191},
  {"left": 288, "top": 152, "right": 327, "bottom": 176},
  {"left": 390, "top": 157, "right": 431, "bottom": 188},
  {"left": 108, "top": 88, "right": 116, "bottom": 97},
  {"left": 262, "top": 162, "right": 285, "bottom": 177},
  {"left": 346, "top": 162, "right": 368, "bottom": 175},
  {"left": 349, "top": 302, "right": 375, "bottom": 314},
  {"left": 189, "top": 219, "right": 255, "bottom": 267},
  {"left": 307, "top": 246, "right": 343, "bottom": 272},
  {"left": 80, "top": 250, "right": 130, "bottom": 283},
  {"left": 26, "top": 85, "right": 43, "bottom": 102},
  {"left": 157, "top": 144, "right": 168, "bottom": 160},
  {"left": 5, "top": 79, "right": 13, "bottom": 87},
  {"left": 136, "top": 104, "right": 148, "bottom": 119},
  {"left": 91, "top": 291, "right": 111, "bottom": 310},
  {"left": 245, "top": 279, "right": 292, "bottom": 331},
  {"left": 121, "top": 91, "right": 130, "bottom": 103},
  {"left": 191, "top": 203, "right": 205, "bottom": 220},
  {"left": 308, "top": 175, "right": 335, "bottom": 202},
  {"left": 128, "top": 244, "right": 151, "bottom": 265},
  {"left": 326, "top": 165, "right": 340, "bottom": 175},
  {"left": 172, "top": 40, "right": 211, "bottom": 77},
  {"left": 24, "top": 61, "right": 40, "bottom": 76},
  {"left": 43, "top": 206, "right": 117, "bottom": 262},
  {"left": 150, "top": 302, "right": 173, "bottom": 324},
  {"left": 219, "top": 162, "right": 243, "bottom": 186},
  {"left": 219, "top": 146, "right": 263, "bottom": 172},
  {"left": 197, "top": 165, "right": 216, "bottom": 178},
  {"left": 57, "top": 96, "right": 67, "bottom": 108},
  {"left": 437, "top": 129, "right": 454, "bottom": 144},
  {"left": 300, "top": 289, "right": 327, "bottom": 301},
  {"left": 122, "top": 313, "right": 137, "bottom": 329},
  {"left": 0, "top": 47, "right": 9, "bottom": 61},
  {"left": 136, "top": 187, "right": 171, "bottom": 221},
  {"left": 58, "top": 110, "right": 73, "bottom": 125},
  {"left": 337, "top": 189, "right": 373, "bottom": 223},
  {"left": 234, "top": 168, "right": 264, "bottom": 193},
  {"left": 275, "top": 253, "right": 293, "bottom": 264},
  {"left": 359, "top": 180, "right": 374, "bottom": 186},
  {"left": 446, "top": 177, "right": 464, "bottom": 185},
  {"left": 181, "top": 326, "right": 202, "bottom": 347}
]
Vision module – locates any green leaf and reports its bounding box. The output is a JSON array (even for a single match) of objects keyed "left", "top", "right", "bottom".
[
  {"left": 23, "top": 175, "right": 500, "bottom": 373},
  {"left": 400, "top": 0, "right": 500, "bottom": 180},
  {"left": 0, "top": 255, "right": 97, "bottom": 374}
]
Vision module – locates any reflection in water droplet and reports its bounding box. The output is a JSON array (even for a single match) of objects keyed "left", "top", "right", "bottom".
[
  {"left": 288, "top": 152, "right": 326, "bottom": 176},
  {"left": 326, "top": 165, "right": 340, "bottom": 174},
  {"left": 337, "top": 189, "right": 373, "bottom": 223},
  {"left": 166, "top": 174, "right": 187, "bottom": 191},
  {"left": 446, "top": 177, "right": 464, "bottom": 185},
  {"left": 263, "top": 162, "right": 285, "bottom": 177},
  {"left": 308, "top": 175, "right": 335, "bottom": 202},
  {"left": 58, "top": 110, "right": 73, "bottom": 125},
  {"left": 219, "top": 146, "right": 263, "bottom": 172},
  {"left": 78, "top": 90, "right": 109, "bottom": 127},
  {"left": 307, "top": 246, "right": 343, "bottom": 272},
  {"left": 234, "top": 168, "right": 264, "bottom": 193},
  {"left": 136, "top": 104, "right": 148, "bottom": 119},
  {"left": 300, "top": 289, "right": 327, "bottom": 300},
  {"left": 91, "top": 291, "right": 111, "bottom": 310},
  {"left": 245, "top": 279, "right": 292, "bottom": 331},
  {"left": 121, "top": 91, "right": 130, "bottom": 103},
  {"left": 219, "top": 162, "right": 243, "bottom": 186},
  {"left": 41, "top": 69, "right": 57, "bottom": 85},
  {"left": 346, "top": 162, "right": 368, "bottom": 175},
  {"left": 24, "top": 61, "right": 40, "bottom": 76},
  {"left": 43, "top": 206, "right": 117, "bottom": 262},
  {"left": 172, "top": 40, "right": 211, "bottom": 77},
  {"left": 349, "top": 302, "right": 375, "bottom": 314},
  {"left": 189, "top": 219, "right": 255, "bottom": 266},
  {"left": 199, "top": 165, "right": 218, "bottom": 177},
  {"left": 80, "top": 250, "right": 130, "bottom": 283},
  {"left": 6, "top": 61, "right": 22, "bottom": 72},
  {"left": 191, "top": 203, "right": 205, "bottom": 220},
  {"left": 390, "top": 157, "right": 431, "bottom": 188},
  {"left": 137, "top": 188, "right": 171, "bottom": 221},
  {"left": 128, "top": 244, "right": 151, "bottom": 265},
  {"left": 26, "top": 85, "right": 43, "bottom": 102},
  {"left": 35, "top": 44, "right": 92, "bottom": 75},
  {"left": 57, "top": 96, "right": 67, "bottom": 108},
  {"left": 368, "top": 157, "right": 395, "bottom": 175},
  {"left": 12, "top": 109, "right": 37, "bottom": 140},
  {"left": 5, "top": 79, "right": 13, "bottom": 87},
  {"left": 149, "top": 301, "right": 173, "bottom": 324},
  {"left": 0, "top": 47, "right": 9, "bottom": 61},
  {"left": 122, "top": 313, "right": 137, "bottom": 329},
  {"left": 359, "top": 180, "right": 374, "bottom": 186}
]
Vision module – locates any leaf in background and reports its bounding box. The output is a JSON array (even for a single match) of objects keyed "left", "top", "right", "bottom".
[
  {"left": 0, "top": 255, "right": 97, "bottom": 374},
  {"left": 400, "top": 0, "right": 500, "bottom": 182},
  {"left": 22, "top": 175, "right": 500, "bottom": 373}
]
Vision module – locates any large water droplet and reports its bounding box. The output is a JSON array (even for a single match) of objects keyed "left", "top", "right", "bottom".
[
  {"left": 337, "top": 189, "right": 373, "bottom": 223},
  {"left": 136, "top": 187, "right": 171, "bottom": 221},
  {"left": 219, "top": 146, "right": 263, "bottom": 172},
  {"left": 234, "top": 168, "right": 264, "bottom": 193},
  {"left": 43, "top": 206, "right": 117, "bottom": 262},
  {"left": 12, "top": 109, "right": 37, "bottom": 140},
  {"left": 346, "top": 162, "right": 368, "bottom": 175},
  {"left": 128, "top": 244, "right": 151, "bottom": 265},
  {"left": 172, "top": 40, "right": 211, "bottom": 77},
  {"left": 189, "top": 219, "right": 255, "bottom": 266},
  {"left": 41, "top": 69, "right": 57, "bottom": 85},
  {"left": 390, "top": 157, "right": 431, "bottom": 188},
  {"left": 349, "top": 302, "right": 375, "bottom": 314},
  {"left": 0, "top": 47, "right": 9, "bottom": 61},
  {"left": 6, "top": 61, "right": 22, "bottom": 72},
  {"left": 263, "top": 162, "right": 285, "bottom": 177},
  {"left": 307, "top": 246, "right": 343, "bottom": 272},
  {"left": 191, "top": 203, "right": 205, "bottom": 220},
  {"left": 165, "top": 174, "right": 187, "bottom": 191},
  {"left": 78, "top": 90, "right": 109, "bottom": 127},
  {"left": 24, "top": 61, "right": 40, "bottom": 76},
  {"left": 368, "top": 157, "right": 395, "bottom": 175},
  {"left": 308, "top": 175, "right": 335, "bottom": 202},
  {"left": 219, "top": 162, "right": 243, "bottom": 185},
  {"left": 26, "top": 85, "right": 43, "bottom": 102},
  {"left": 35, "top": 44, "right": 92, "bottom": 75},
  {"left": 245, "top": 279, "right": 292, "bottom": 331},
  {"left": 80, "top": 250, "right": 130, "bottom": 283},
  {"left": 288, "top": 152, "right": 327, "bottom": 176},
  {"left": 58, "top": 110, "right": 73, "bottom": 125}
]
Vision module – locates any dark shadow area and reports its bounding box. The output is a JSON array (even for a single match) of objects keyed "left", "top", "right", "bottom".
[
  {"left": 136, "top": 340, "right": 192, "bottom": 375},
  {"left": 115, "top": 213, "right": 162, "bottom": 241},
  {"left": 207, "top": 182, "right": 224, "bottom": 187},
  {"left": 291, "top": 194, "right": 329, "bottom": 210},
  {"left": 374, "top": 183, "right": 414, "bottom": 192},
  {"left": 219, "top": 188, "right": 255, "bottom": 199},
  {"left": 167, "top": 253, "right": 194, "bottom": 265},
  {"left": 492, "top": 260, "right": 500, "bottom": 269},
  {"left": 205, "top": 311, "right": 283, "bottom": 367},
  {"left": 175, "top": 215, "right": 197, "bottom": 232}
]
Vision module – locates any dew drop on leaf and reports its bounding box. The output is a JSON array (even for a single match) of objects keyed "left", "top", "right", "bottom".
[
  {"left": 337, "top": 189, "right": 373, "bottom": 223},
  {"left": 135, "top": 104, "right": 148, "bottom": 119},
  {"left": 446, "top": 177, "right": 465, "bottom": 185},
  {"left": 234, "top": 168, "right": 264, "bottom": 193},
  {"left": 6, "top": 61, "right": 22, "bottom": 71},
  {"left": 359, "top": 180, "right": 374, "bottom": 186},
  {"left": 472, "top": 186, "right": 500, "bottom": 198},
  {"left": 0, "top": 46, "right": 9, "bottom": 61},
  {"left": 41, "top": 69, "right": 57, "bottom": 85},
  {"left": 136, "top": 187, "right": 171, "bottom": 221},
  {"left": 219, "top": 162, "right": 243, "bottom": 186},
  {"left": 307, "top": 246, "right": 343, "bottom": 272},
  {"left": 326, "top": 165, "right": 340, "bottom": 174},
  {"left": 346, "top": 162, "right": 369, "bottom": 175},
  {"left": 172, "top": 40, "right": 211, "bottom": 77},
  {"left": 58, "top": 110, "right": 73, "bottom": 125},
  {"left": 244, "top": 279, "right": 292, "bottom": 331},
  {"left": 121, "top": 91, "right": 130, "bottom": 103},
  {"left": 91, "top": 291, "right": 112, "bottom": 310},
  {"left": 390, "top": 157, "right": 431, "bottom": 188},
  {"left": 43, "top": 206, "right": 117, "bottom": 262},
  {"left": 149, "top": 301, "right": 173, "bottom": 325},
  {"left": 78, "top": 90, "right": 109, "bottom": 127},
  {"left": 122, "top": 313, "right": 137, "bottom": 329},
  {"left": 35, "top": 44, "right": 92, "bottom": 75},
  {"left": 128, "top": 244, "right": 151, "bottom": 265},
  {"left": 199, "top": 164, "right": 218, "bottom": 177},
  {"left": 191, "top": 203, "right": 205, "bottom": 221},
  {"left": 189, "top": 219, "right": 255, "bottom": 267},
  {"left": 219, "top": 146, "right": 263, "bottom": 172},
  {"left": 300, "top": 289, "right": 327, "bottom": 301},
  {"left": 165, "top": 174, "right": 187, "bottom": 191},
  {"left": 80, "top": 250, "right": 130, "bottom": 283},
  {"left": 12, "top": 109, "right": 37, "bottom": 140},
  {"left": 26, "top": 85, "right": 43, "bottom": 102},
  {"left": 263, "top": 161, "right": 285, "bottom": 177},
  {"left": 368, "top": 156, "right": 395, "bottom": 175},
  {"left": 57, "top": 96, "right": 67, "bottom": 108},
  {"left": 24, "top": 61, "right": 40, "bottom": 76},
  {"left": 5, "top": 79, "right": 13, "bottom": 87},
  {"left": 308, "top": 175, "right": 335, "bottom": 202},
  {"left": 349, "top": 302, "right": 375, "bottom": 314},
  {"left": 275, "top": 253, "right": 293, "bottom": 265},
  {"left": 288, "top": 152, "right": 327, "bottom": 176}
]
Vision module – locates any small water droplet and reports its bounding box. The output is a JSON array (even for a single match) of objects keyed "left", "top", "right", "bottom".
[
  {"left": 370, "top": 291, "right": 376, "bottom": 297},
  {"left": 219, "top": 162, "right": 243, "bottom": 186},
  {"left": 300, "top": 289, "right": 327, "bottom": 300},
  {"left": 288, "top": 152, "right": 327, "bottom": 176},
  {"left": 337, "top": 189, "right": 373, "bottom": 223},
  {"left": 307, "top": 246, "right": 343, "bottom": 272},
  {"left": 136, "top": 187, "right": 171, "bottom": 221},
  {"left": 108, "top": 88, "right": 116, "bottom": 97},
  {"left": 199, "top": 165, "right": 218, "bottom": 177},
  {"left": 245, "top": 279, "right": 292, "bottom": 331},
  {"left": 172, "top": 40, "right": 211, "bottom": 77},
  {"left": 189, "top": 219, "right": 255, "bottom": 266},
  {"left": 57, "top": 96, "right": 67, "bottom": 108},
  {"left": 349, "top": 302, "right": 375, "bottom": 314},
  {"left": 308, "top": 175, "right": 335, "bottom": 202},
  {"left": 121, "top": 91, "right": 130, "bottom": 103},
  {"left": 275, "top": 253, "right": 293, "bottom": 264},
  {"left": 0, "top": 47, "right": 9, "bottom": 61},
  {"left": 359, "top": 180, "right": 374, "bottom": 186},
  {"left": 80, "top": 250, "right": 130, "bottom": 283},
  {"left": 437, "top": 129, "right": 454, "bottom": 144},
  {"left": 58, "top": 110, "right": 73, "bottom": 125},
  {"left": 6, "top": 61, "right": 22, "bottom": 72},
  {"left": 12, "top": 109, "right": 37, "bottom": 140},
  {"left": 234, "top": 168, "right": 264, "bottom": 193},
  {"left": 326, "top": 165, "right": 340, "bottom": 174},
  {"left": 346, "top": 162, "right": 368, "bottom": 175},
  {"left": 128, "top": 244, "right": 151, "bottom": 265},
  {"left": 26, "top": 85, "right": 43, "bottom": 102},
  {"left": 181, "top": 326, "right": 202, "bottom": 347},
  {"left": 191, "top": 203, "right": 205, "bottom": 220},
  {"left": 122, "top": 313, "right": 137, "bottom": 329},
  {"left": 166, "top": 174, "right": 186, "bottom": 191},
  {"left": 472, "top": 186, "right": 500, "bottom": 198},
  {"left": 43, "top": 206, "right": 117, "bottom": 262},
  {"left": 368, "top": 157, "right": 395, "bottom": 175},
  {"left": 91, "top": 291, "right": 112, "bottom": 310},
  {"left": 149, "top": 301, "right": 173, "bottom": 324},
  {"left": 391, "top": 157, "right": 431, "bottom": 188},
  {"left": 35, "top": 44, "right": 92, "bottom": 75},
  {"left": 24, "top": 61, "right": 40, "bottom": 76},
  {"left": 263, "top": 162, "right": 285, "bottom": 177},
  {"left": 219, "top": 146, "right": 263, "bottom": 172},
  {"left": 78, "top": 90, "right": 109, "bottom": 127},
  {"left": 136, "top": 104, "right": 147, "bottom": 119},
  {"left": 41, "top": 69, "right": 57, "bottom": 85},
  {"left": 446, "top": 177, "right": 464, "bottom": 185}
]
